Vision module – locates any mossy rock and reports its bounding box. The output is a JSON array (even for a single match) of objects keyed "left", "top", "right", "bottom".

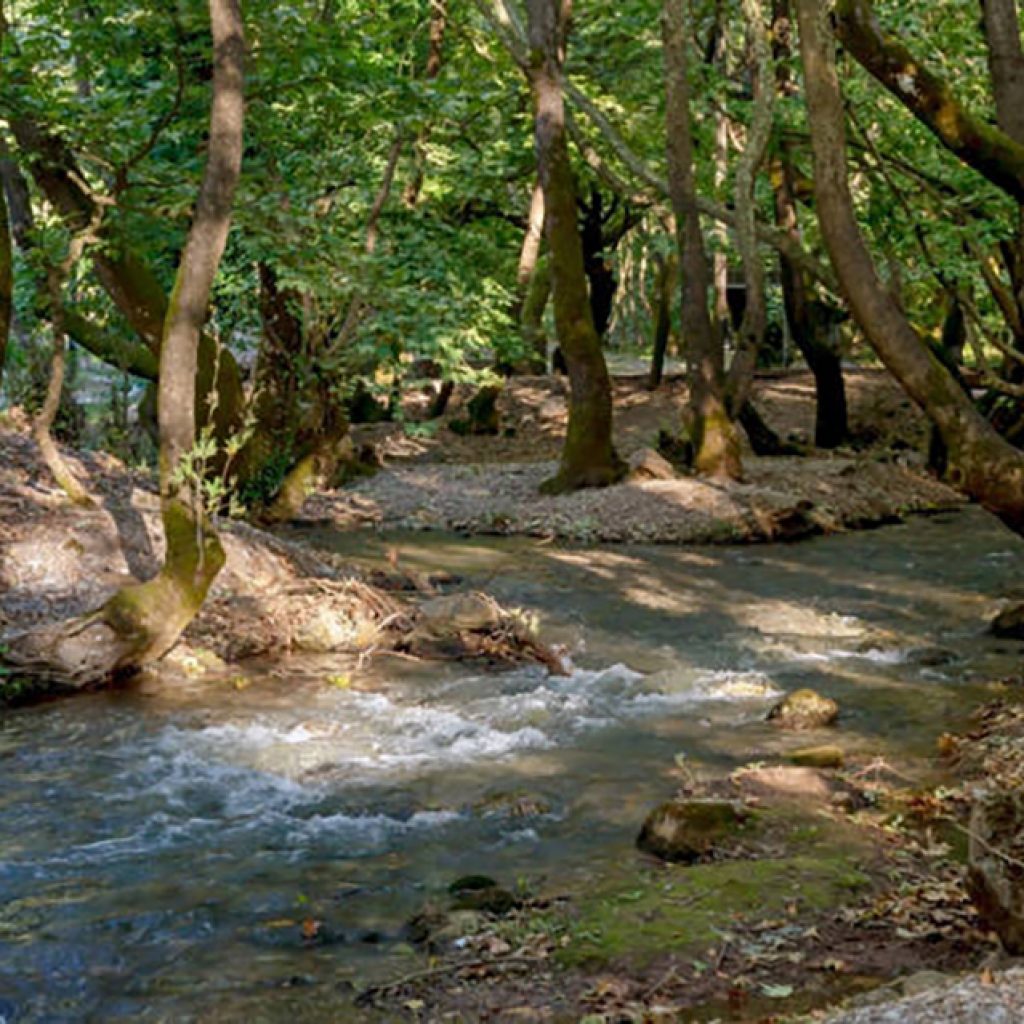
[
  {"left": 787, "top": 745, "right": 845, "bottom": 769},
  {"left": 767, "top": 688, "right": 839, "bottom": 730},
  {"left": 637, "top": 799, "right": 751, "bottom": 863},
  {"left": 448, "top": 876, "right": 517, "bottom": 915}
]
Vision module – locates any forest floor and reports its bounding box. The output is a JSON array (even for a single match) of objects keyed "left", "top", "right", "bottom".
[
  {"left": 356, "top": 695, "right": 1024, "bottom": 1023},
  {"left": 0, "top": 415, "right": 558, "bottom": 701},
  {"left": 311, "top": 368, "right": 965, "bottom": 543}
]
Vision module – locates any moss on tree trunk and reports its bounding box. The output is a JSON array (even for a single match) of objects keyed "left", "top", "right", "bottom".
[{"left": 526, "top": 0, "right": 625, "bottom": 493}]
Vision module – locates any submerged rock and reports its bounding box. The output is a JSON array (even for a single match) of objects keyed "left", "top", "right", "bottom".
[
  {"left": 991, "top": 603, "right": 1024, "bottom": 640},
  {"left": 636, "top": 799, "right": 751, "bottom": 863},
  {"left": 767, "top": 688, "right": 839, "bottom": 730},
  {"left": 967, "top": 789, "right": 1024, "bottom": 954},
  {"left": 474, "top": 790, "right": 553, "bottom": 819}
]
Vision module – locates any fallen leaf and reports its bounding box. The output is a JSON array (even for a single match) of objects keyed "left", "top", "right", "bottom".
[{"left": 761, "top": 983, "right": 794, "bottom": 998}]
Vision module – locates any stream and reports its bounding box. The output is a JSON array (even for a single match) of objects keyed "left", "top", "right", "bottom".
[{"left": 2, "top": 507, "right": 1023, "bottom": 1021}]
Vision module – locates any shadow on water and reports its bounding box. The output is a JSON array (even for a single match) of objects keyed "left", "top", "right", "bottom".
[{"left": 2, "top": 506, "right": 1023, "bottom": 1019}]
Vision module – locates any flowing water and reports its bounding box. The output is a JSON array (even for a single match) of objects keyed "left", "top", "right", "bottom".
[{"left": 2, "top": 507, "right": 1024, "bottom": 1021}]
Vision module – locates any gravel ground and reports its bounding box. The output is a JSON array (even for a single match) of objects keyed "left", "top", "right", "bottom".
[{"left": 308, "top": 453, "right": 964, "bottom": 544}]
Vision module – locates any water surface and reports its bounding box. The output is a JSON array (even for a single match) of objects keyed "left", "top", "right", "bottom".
[{"left": 2, "top": 507, "right": 1022, "bottom": 1020}]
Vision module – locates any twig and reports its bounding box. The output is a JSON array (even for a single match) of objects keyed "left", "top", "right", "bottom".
[
  {"left": 714, "top": 938, "right": 731, "bottom": 973},
  {"left": 946, "top": 815, "right": 1024, "bottom": 871},
  {"left": 356, "top": 954, "right": 544, "bottom": 1004}
]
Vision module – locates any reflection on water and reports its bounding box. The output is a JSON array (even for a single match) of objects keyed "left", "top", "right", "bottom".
[{"left": 2, "top": 507, "right": 1023, "bottom": 1020}]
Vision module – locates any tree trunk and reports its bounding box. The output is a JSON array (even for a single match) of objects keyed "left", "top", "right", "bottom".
[
  {"left": 33, "top": 268, "right": 94, "bottom": 506},
  {"left": 578, "top": 186, "right": 617, "bottom": 339},
  {"left": 980, "top": 0, "right": 1024, "bottom": 144},
  {"left": 648, "top": 250, "right": 676, "bottom": 389},
  {"left": 522, "top": 254, "right": 551, "bottom": 371},
  {"left": 771, "top": 0, "right": 848, "bottom": 448},
  {"left": 510, "top": 179, "right": 546, "bottom": 326},
  {"left": 8, "top": 117, "right": 247, "bottom": 442},
  {"left": 403, "top": 0, "right": 448, "bottom": 207},
  {"left": 834, "top": 0, "right": 1024, "bottom": 205},
  {"left": 235, "top": 263, "right": 347, "bottom": 520},
  {"left": 0, "top": 159, "right": 10, "bottom": 390},
  {"left": 508, "top": 179, "right": 550, "bottom": 372},
  {"left": 526, "top": 0, "right": 624, "bottom": 492},
  {"left": 663, "top": 0, "right": 742, "bottom": 479},
  {"left": 797, "top": 0, "right": 1024, "bottom": 529},
  {"left": 10, "top": 0, "right": 246, "bottom": 686},
  {"left": 709, "top": 3, "right": 731, "bottom": 347},
  {"left": 979, "top": 0, "right": 1024, "bottom": 376},
  {"left": 724, "top": 0, "right": 775, "bottom": 416}
]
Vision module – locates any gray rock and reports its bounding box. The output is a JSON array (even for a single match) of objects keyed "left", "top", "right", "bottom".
[
  {"left": 417, "top": 592, "right": 503, "bottom": 635},
  {"left": 627, "top": 448, "right": 677, "bottom": 482},
  {"left": 825, "top": 967, "right": 1024, "bottom": 1023}
]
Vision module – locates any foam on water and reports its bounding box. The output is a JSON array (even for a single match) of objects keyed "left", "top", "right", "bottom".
[{"left": 0, "top": 659, "right": 790, "bottom": 885}]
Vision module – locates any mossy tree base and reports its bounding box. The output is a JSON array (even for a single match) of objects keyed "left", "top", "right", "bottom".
[
  {"left": 261, "top": 428, "right": 349, "bottom": 524},
  {"left": 539, "top": 458, "right": 627, "bottom": 495}
]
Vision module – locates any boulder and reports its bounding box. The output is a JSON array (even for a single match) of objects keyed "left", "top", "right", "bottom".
[
  {"left": 787, "top": 744, "right": 845, "bottom": 769},
  {"left": 417, "top": 592, "right": 503, "bottom": 636},
  {"left": 627, "top": 447, "right": 677, "bottom": 482},
  {"left": 966, "top": 789, "right": 1024, "bottom": 954},
  {"left": 991, "top": 603, "right": 1024, "bottom": 640},
  {"left": 637, "top": 799, "right": 751, "bottom": 863},
  {"left": 767, "top": 688, "right": 839, "bottom": 730},
  {"left": 737, "top": 765, "right": 836, "bottom": 802}
]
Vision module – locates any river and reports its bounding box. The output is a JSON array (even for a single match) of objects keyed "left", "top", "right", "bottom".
[{"left": 1, "top": 507, "right": 1022, "bottom": 1021}]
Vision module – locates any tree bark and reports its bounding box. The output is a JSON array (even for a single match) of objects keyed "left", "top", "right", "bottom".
[
  {"left": 526, "top": 0, "right": 624, "bottom": 492},
  {"left": 979, "top": 0, "right": 1024, "bottom": 379},
  {"left": 834, "top": 0, "right": 1024, "bottom": 204},
  {"left": 771, "top": 0, "right": 847, "bottom": 447},
  {"left": 981, "top": 0, "right": 1024, "bottom": 142},
  {"left": 8, "top": 117, "right": 247, "bottom": 441},
  {"left": 797, "top": 0, "right": 1024, "bottom": 529},
  {"left": 10, "top": 0, "right": 246, "bottom": 685},
  {"left": 522, "top": 254, "right": 551, "bottom": 371},
  {"left": 725, "top": 0, "right": 775, "bottom": 415},
  {"left": 663, "top": 0, "right": 741, "bottom": 479},
  {"left": 0, "top": 159, "right": 10, "bottom": 390},
  {"left": 403, "top": 0, "right": 448, "bottom": 207},
  {"left": 33, "top": 266, "right": 94, "bottom": 506},
  {"left": 648, "top": 250, "right": 676, "bottom": 389}
]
